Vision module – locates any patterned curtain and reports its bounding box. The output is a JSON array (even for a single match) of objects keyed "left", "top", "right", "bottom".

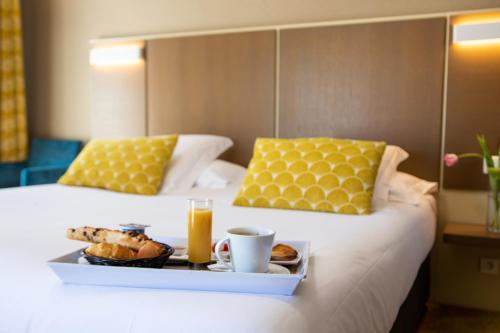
[{"left": 0, "top": 0, "right": 27, "bottom": 162}]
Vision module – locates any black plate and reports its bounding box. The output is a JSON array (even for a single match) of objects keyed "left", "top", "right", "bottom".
[{"left": 82, "top": 242, "right": 175, "bottom": 268}]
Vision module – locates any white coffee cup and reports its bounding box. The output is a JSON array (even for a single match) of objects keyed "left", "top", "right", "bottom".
[{"left": 215, "top": 227, "right": 275, "bottom": 273}]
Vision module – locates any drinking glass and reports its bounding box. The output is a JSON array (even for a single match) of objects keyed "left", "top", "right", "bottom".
[{"left": 187, "top": 199, "right": 213, "bottom": 264}]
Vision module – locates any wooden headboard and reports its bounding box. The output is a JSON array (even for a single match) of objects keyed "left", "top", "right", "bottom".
[
  {"left": 143, "top": 19, "right": 446, "bottom": 181},
  {"left": 278, "top": 19, "right": 446, "bottom": 181},
  {"left": 147, "top": 31, "right": 276, "bottom": 166}
]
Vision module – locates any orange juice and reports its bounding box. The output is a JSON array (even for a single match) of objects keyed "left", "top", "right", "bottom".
[{"left": 188, "top": 207, "right": 212, "bottom": 263}]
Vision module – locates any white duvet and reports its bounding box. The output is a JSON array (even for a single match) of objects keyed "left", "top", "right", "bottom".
[{"left": 0, "top": 184, "right": 435, "bottom": 333}]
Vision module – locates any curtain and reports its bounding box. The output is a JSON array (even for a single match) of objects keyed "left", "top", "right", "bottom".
[{"left": 0, "top": 0, "right": 27, "bottom": 162}]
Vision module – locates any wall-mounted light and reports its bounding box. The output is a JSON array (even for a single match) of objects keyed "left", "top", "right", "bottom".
[
  {"left": 453, "top": 21, "right": 500, "bottom": 45},
  {"left": 90, "top": 43, "right": 144, "bottom": 66}
]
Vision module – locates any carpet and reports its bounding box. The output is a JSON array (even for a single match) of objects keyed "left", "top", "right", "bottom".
[{"left": 418, "top": 303, "right": 500, "bottom": 333}]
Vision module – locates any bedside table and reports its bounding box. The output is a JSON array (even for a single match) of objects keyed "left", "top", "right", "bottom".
[{"left": 443, "top": 223, "right": 500, "bottom": 248}]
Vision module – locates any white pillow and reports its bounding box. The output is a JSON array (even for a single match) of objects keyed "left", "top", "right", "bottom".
[
  {"left": 195, "top": 160, "right": 247, "bottom": 189},
  {"left": 160, "top": 135, "right": 233, "bottom": 193},
  {"left": 389, "top": 172, "right": 438, "bottom": 205},
  {"left": 372, "top": 145, "right": 409, "bottom": 210}
]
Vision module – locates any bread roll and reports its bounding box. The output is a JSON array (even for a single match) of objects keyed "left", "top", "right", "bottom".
[
  {"left": 85, "top": 243, "right": 137, "bottom": 260},
  {"left": 136, "top": 241, "right": 165, "bottom": 259}
]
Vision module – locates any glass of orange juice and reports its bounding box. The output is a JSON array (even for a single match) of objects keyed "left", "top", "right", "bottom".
[{"left": 187, "top": 199, "right": 213, "bottom": 264}]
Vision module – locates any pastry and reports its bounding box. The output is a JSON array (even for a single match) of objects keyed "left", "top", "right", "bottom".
[
  {"left": 67, "top": 226, "right": 166, "bottom": 259},
  {"left": 66, "top": 226, "right": 160, "bottom": 251},
  {"left": 66, "top": 226, "right": 148, "bottom": 249},
  {"left": 136, "top": 240, "right": 165, "bottom": 259},
  {"left": 85, "top": 243, "right": 137, "bottom": 260},
  {"left": 85, "top": 241, "right": 165, "bottom": 260},
  {"left": 271, "top": 244, "right": 298, "bottom": 261}
]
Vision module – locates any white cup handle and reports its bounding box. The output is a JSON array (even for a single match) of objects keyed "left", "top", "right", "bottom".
[{"left": 214, "top": 236, "right": 232, "bottom": 270}]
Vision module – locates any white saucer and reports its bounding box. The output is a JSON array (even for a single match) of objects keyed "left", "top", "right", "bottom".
[
  {"left": 207, "top": 262, "right": 290, "bottom": 274},
  {"left": 267, "top": 263, "right": 291, "bottom": 274}
]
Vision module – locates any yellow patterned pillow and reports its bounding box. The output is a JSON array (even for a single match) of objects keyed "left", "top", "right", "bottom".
[
  {"left": 233, "top": 138, "right": 386, "bottom": 214},
  {"left": 58, "top": 135, "right": 178, "bottom": 195}
]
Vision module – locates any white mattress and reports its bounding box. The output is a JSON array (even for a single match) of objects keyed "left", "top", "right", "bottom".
[{"left": 0, "top": 184, "right": 436, "bottom": 333}]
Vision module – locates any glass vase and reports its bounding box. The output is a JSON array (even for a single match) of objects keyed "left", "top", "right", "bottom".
[{"left": 487, "top": 191, "right": 500, "bottom": 233}]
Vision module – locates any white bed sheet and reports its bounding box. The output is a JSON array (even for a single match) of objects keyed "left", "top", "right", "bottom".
[{"left": 0, "top": 184, "right": 436, "bottom": 333}]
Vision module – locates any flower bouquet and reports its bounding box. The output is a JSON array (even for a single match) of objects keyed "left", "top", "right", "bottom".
[{"left": 444, "top": 135, "right": 500, "bottom": 233}]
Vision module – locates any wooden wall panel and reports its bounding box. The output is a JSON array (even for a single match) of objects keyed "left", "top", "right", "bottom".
[
  {"left": 444, "top": 13, "right": 500, "bottom": 190},
  {"left": 147, "top": 31, "right": 276, "bottom": 166},
  {"left": 279, "top": 19, "right": 446, "bottom": 181}
]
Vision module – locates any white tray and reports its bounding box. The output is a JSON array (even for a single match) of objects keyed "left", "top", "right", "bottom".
[{"left": 48, "top": 237, "right": 310, "bottom": 296}]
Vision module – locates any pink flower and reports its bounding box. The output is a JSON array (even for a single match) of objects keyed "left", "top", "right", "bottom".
[{"left": 444, "top": 153, "right": 459, "bottom": 167}]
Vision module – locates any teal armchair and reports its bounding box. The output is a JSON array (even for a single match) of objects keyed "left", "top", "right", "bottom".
[
  {"left": 0, "top": 138, "right": 81, "bottom": 188},
  {"left": 0, "top": 162, "right": 25, "bottom": 188}
]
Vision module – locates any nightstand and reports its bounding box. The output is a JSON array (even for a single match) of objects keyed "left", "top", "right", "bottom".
[{"left": 443, "top": 223, "right": 500, "bottom": 248}]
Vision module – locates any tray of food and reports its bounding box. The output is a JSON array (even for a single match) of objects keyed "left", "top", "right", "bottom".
[{"left": 48, "top": 227, "right": 310, "bottom": 296}]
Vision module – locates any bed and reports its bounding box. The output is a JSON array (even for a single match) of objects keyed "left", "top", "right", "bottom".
[
  {"left": 0, "top": 181, "right": 435, "bottom": 333},
  {"left": 3, "top": 19, "right": 445, "bottom": 332}
]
